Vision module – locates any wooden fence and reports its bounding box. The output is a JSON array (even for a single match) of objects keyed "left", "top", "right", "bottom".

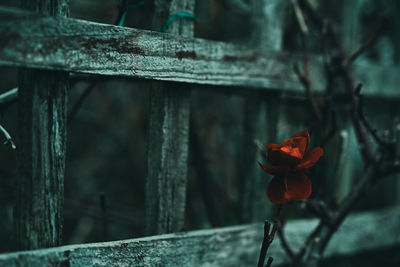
[{"left": 0, "top": 0, "right": 399, "bottom": 266}]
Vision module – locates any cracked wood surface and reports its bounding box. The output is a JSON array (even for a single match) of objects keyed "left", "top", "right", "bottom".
[
  {"left": 0, "top": 6, "right": 400, "bottom": 97},
  {"left": 0, "top": 206, "right": 399, "bottom": 266},
  {"left": 15, "top": 0, "right": 69, "bottom": 250},
  {"left": 145, "top": 0, "right": 194, "bottom": 235}
]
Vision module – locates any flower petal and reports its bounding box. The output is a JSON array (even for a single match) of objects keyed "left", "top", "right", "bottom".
[
  {"left": 258, "top": 162, "right": 290, "bottom": 175},
  {"left": 266, "top": 144, "right": 285, "bottom": 165},
  {"left": 267, "top": 176, "right": 288, "bottom": 204},
  {"left": 297, "top": 147, "right": 324, "bottom": 169},
  {"left": 280, "top": 145, "right": 303, "bottom": 159},
  {"left": 266, "top": 144, "right": 280, "bottom": 151},
  {"left": 284, "top": 173, "right": 312, "bottom": 200},
  {"left": 293, "top": 130, "right": 310, "bottom": 154}
]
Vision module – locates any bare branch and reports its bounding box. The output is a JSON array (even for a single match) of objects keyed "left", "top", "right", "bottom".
[
  {"left": 294, "top": 62, "right": 322, "bottom": 122},
  {"left": 290, "top": 0, "right": 309, "bottom": 34},
  {"left": 0, "top": 123, "right": 16, "bottom": 149},
  {"left": 0, "top": 88, "right": 18, "bottom": 107},
  {"left": 346, "top": 17, "right": 387, "bottom": 66}
]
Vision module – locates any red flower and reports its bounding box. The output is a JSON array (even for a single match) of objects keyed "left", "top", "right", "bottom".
[{"left": 259, "top": 130, "right": 323, "bottom": 204}]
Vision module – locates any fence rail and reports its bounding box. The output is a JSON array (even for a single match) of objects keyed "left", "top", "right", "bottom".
[
  {"left": 0, "top": 206, "right": 399, "bottom": 266},
  {"left": 1, "top": 0, "right": 400, "bottom": 266},
  {"left": 1, "top": 6, "right": 400, "bottom": 97}
]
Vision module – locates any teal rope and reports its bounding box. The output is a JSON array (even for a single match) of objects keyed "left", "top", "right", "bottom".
[
  {"left": 158, "top": 12, "right": 197, "bottom": 32},
  {"left": 118, "top": 1, "right": 145, "bottom": 27}
]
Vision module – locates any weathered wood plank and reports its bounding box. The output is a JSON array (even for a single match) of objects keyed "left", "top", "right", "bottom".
[
  {"left": 145, "top": 0, "right": 194, "bottom": 235},
  {"left": 14, "top": 0, "right": 69, "bottom": 250},
  {"left": 1, "top": 207, "right": 399, "bottom": 266},
  {"left": 1, "top": 6, "right": 400, "bottom": 97}
]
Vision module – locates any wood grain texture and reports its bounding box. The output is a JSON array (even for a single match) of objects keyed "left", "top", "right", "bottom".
[
  {"left": 1, "top": 6, "right": 399, "bottom": 97},
  {"left": 15, "top": 0, "right": 69, "bottom": 250},
  {"left": 1, "top": 207, "right": 399, "bottom": 266},
  {"left": 146, "top": 82, "right": 191, "bottom": 235},
  {"left": 145, "top": 0, "right": 194, "bottom": 235}
]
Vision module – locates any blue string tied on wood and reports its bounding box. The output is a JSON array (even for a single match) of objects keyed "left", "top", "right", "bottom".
[
  {"left": 118, "top": 1, "right": 145, "bottom": 27},
  {"left": 158, "top": 12, "right": 197, "bottom": 32}
]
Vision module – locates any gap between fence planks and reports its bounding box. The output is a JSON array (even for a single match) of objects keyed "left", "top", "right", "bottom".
[
  {"left": 0, "top": 6, "right": 400, "bottom": 98},
  {"left": 0, "top": 206, "right": 399, "bottom": 266}
]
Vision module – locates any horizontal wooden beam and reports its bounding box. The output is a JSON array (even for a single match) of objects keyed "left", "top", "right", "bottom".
[
  {"left": 0, "top": 6, "right": 400, "bottom": 97},
  {"left": 0, "top": 206, "right": 399, "bottom": 266}
]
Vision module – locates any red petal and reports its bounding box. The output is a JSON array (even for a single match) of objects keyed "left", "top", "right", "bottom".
[
  {"left": 258, "top": 162, "right": 290, "bottom": 175},
  {"left": 266, "top": 144, "right": 280, "bottom": 151},
  {"left": 293, "top": 130, "right": 310, "bottom": 152},
  {"left": 280, "top": 145, "right": 303, "bottom": 159},
  {"left": 267, "top": 176, "right": 288, "bottom": 204},
  {"left": 284, "top": 173, "right": 312, "bottom": 200},
  {"left": 297, "top": 147, "right": 324, "bottom": 169},
  {"left": 267, "top": 144, "right": 285, "bottom": 165}
]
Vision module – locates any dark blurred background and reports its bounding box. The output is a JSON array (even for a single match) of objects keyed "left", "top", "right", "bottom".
[{"left": 0, "top": 0, "right": 400, "bottom": 266}]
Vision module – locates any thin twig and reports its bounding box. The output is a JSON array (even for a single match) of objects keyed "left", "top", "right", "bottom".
[
  {"left": 68, "top": 0, "right": 130, "bottom": 125},
  {"left": 294, "top": 221, "right": 323, "bottom": 264},
  {"left": 346, "top": 17, "right": 387, "bottom": 66},
  {"left": 355, "top": 84, "right": 389, "bottom": 147},
  {"left": 319, "top": 112, "right": 337, "bottom": 148},
  {"left": 0, "top": 124, "right": 16, "bottom": 149},
  {"left": 287, "top": 2, "right": 398, "bottom": 266},
  {"left": 114, "top": 0, "right": 128, "bottom": 25},
  {"left": 294, "top": 63, "right": 322, "bottom": 122},
  {"left": 304, "top": 200, "right": 332, "bottom": 225},
  {"left": 257, "top": 206, "right": 283, "bottom": 267},
  {"left": 290, "top": 0, "right": 309, "bottom": 34},
  {"left": 257, "top": 221, "right": 272, "bottom": 267},
  {"left": 265, "top": 257, "right": 274, "bottom": 267},
  {"left": 0, "top": 88, "right": 18, "bottom": 107},
  {"left": 277, "top": 219, "right": 295, "bottom": 261}
]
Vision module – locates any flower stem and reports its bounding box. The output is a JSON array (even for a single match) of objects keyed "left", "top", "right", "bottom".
[{"left": 257, "top": 205, "right": 283, "bottom": 267}]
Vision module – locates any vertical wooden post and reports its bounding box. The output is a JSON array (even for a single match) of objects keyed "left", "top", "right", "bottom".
[
  {"left": 15, "top": 0, "right": 69, "bottom": 250},
  {"left": 146, "top": 0, "right": 195, "bottom": 235},
  {"left": 240, "top": 0, "right": 287, "bottom": 222}
]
